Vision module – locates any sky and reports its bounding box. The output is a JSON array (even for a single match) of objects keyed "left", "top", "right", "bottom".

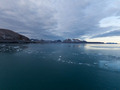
[{"left": 0, "top": 0, "right": 120, "bottom": 42}]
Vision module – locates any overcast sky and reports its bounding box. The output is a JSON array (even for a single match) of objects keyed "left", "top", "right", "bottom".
[{"left": 0, "top": 0, "right": 120, "bottom": 42}]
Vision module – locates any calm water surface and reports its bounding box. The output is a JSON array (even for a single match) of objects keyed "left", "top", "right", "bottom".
[{"left": 0, "top": 43, "right": 120, "bottom": 90}]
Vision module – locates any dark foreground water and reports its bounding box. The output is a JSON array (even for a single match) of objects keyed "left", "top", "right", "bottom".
[{"left": 0, "top": 43, "right": 120, "bottom": 90}]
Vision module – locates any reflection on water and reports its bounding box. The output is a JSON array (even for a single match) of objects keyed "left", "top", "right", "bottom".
[
  {"left": 0, "top": 43, "right": 120, "bottom": 71},
  {"left": 84, "top": 44, "right": 120, "bottom": 71},
  {"left": 85, "top": 44, "right": 120, "bottom": 50},
  {"left": 99, "top": 60, "right": 120, "bottom": 72},
  {"left": 0, "top": 43, "right": 120, "bottom": 89},
  {"left": 50, "top": 44, "right": 120, "bottom": 72},
  {"left": 0, "top": 43, "right": 120, "bottom": 72}
]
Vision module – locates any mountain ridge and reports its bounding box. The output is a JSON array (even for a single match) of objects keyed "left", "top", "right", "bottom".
[{"left": 0, "top": 29, "right": 30, "bottom": 43}]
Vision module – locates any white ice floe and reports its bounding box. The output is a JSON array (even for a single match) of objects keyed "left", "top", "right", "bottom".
[
  {"left": 93, "top": 63, "right": 97, "bottom": 65},
  {"left": 58, "top": 58, "right": 61, "bottom": 61},
  {"left": 59, "top": 56, "right": 62, "bottom": 57},
  {"left": 78, "top": 63, "right": 83, "bottom": 65},
  {"left": 85, "top": 64, "right": 91, "bottom": 66}
]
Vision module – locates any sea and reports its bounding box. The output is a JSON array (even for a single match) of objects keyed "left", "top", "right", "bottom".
[{"left": 0, "top": 43, "right": 120, "bottom": 90}]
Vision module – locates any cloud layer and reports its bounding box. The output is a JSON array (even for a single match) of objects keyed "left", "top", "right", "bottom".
[
  {"left": 0, "top": 0, "right": 120, "bottom": 41},
  {"left": 0, "top": 0, "right": 58, "bottom": 39}
]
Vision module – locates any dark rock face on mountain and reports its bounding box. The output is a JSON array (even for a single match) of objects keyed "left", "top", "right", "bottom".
[{"left": 0, "top": 29, "right": 30, "bottom": 43}]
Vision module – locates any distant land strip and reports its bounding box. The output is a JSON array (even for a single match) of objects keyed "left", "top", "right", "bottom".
[{"left": 0, "top": 29, "right": 117, "bottom": 44}]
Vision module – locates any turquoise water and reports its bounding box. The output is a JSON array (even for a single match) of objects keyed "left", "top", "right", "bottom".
[{"left": 0, "top": 44, "right": 120, "bottom": 90}]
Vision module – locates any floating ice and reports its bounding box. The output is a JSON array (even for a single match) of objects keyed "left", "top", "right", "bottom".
[
  {"left": 78, "top": 63, "right": 83, "bottom": 65},
  {"left": 59, "top": 56, "right": 62, "bottom": 57},
  {"left": 93, "top": 63, "right": 97, "bottom": 65},
  {"left": 58, "top": 58, "right": 61, "bottom": 61}
]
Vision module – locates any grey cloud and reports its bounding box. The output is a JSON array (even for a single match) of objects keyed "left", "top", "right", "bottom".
[
  {"left": 52, "top": 0, "right": 120, "bottom": 39},
  {"left": 0, "top": 0, "right": 120, "bottom": 40},
  {"left": 91, "top": 30, "right": 120, "bottom": 38},
  {"left": 0, "top": 0, "right": 58, "bottom": 39}
]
